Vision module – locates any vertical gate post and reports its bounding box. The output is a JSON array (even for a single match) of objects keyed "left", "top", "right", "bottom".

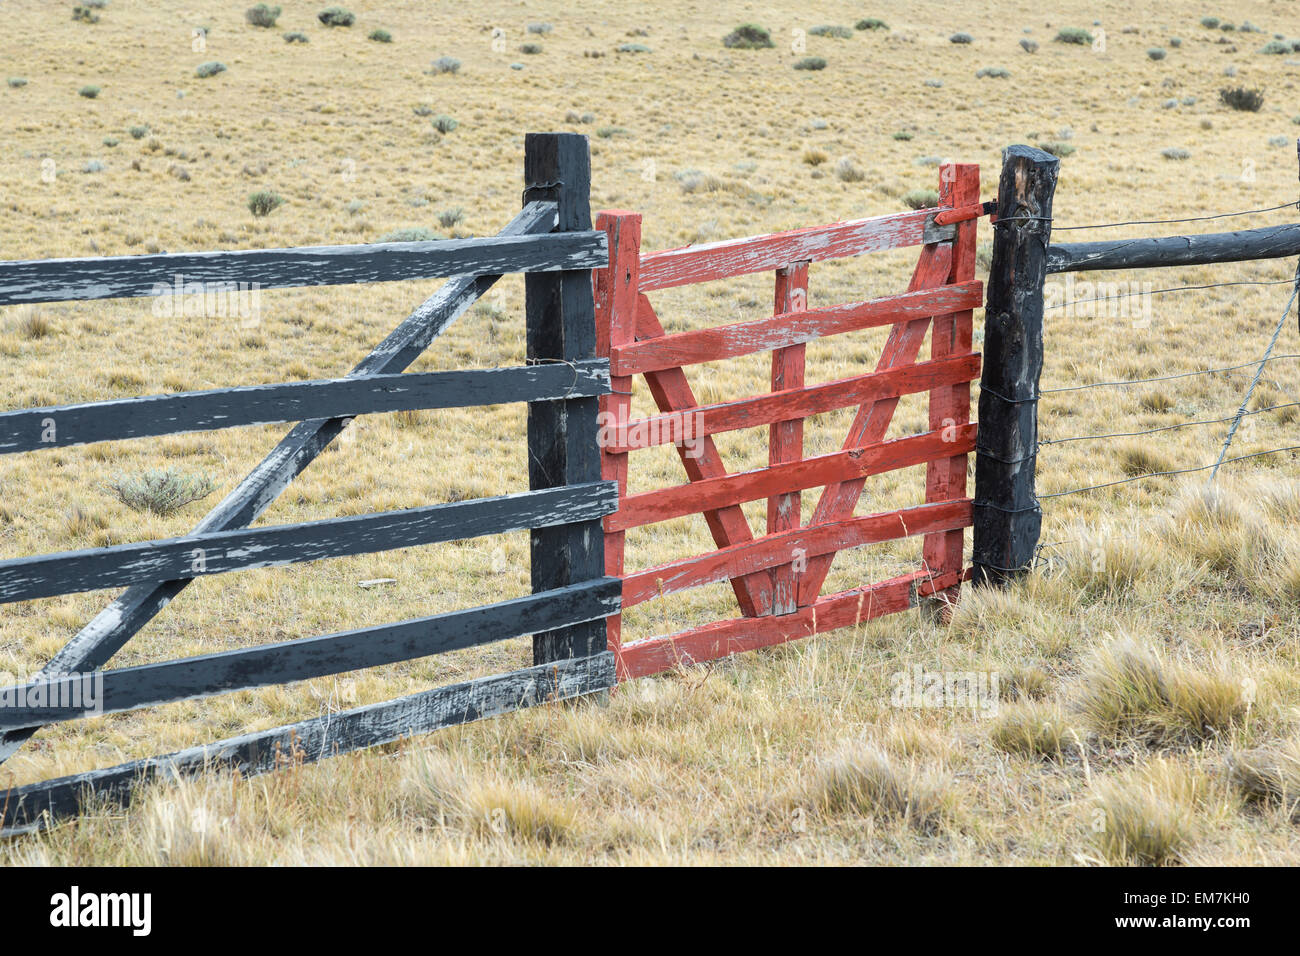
[
  {"left": 972, "top": 144, "right": 1058, "bottom": 587},
  {"left": 523, "top": 132, "right": 607, "bottom": 663}
]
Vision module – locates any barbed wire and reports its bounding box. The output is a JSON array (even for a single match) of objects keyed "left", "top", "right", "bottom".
[
  {"left": 1038, "top": 444, "right": 1300, "bottom": 499},
  {"left": 1043, "top": 276, "right": 1299, "bottom": 310},
  {"left": 1050, "top": 200, "right": 1299, "bottom": 231},
  {"left": 1039, "top": 354, "right": 1300, "bottom": 394},
  {"left": 1040, "top": 402, "right": 1300, "bottom": 446}
]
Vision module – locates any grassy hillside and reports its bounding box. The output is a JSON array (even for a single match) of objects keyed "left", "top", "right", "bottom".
[{"left": 0, "top": 0, "right": 1298, "bottom": 864}]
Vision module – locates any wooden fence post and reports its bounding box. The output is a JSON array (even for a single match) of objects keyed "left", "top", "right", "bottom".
[
  {"left": 972, "top": 144, "right": 1058, "bottom": 587},
  {"left": 524, "top": 132, "right": 608, "bottom": 663},
  {"left": 770, "top": 261, "right": 809, "bottom": 615}
]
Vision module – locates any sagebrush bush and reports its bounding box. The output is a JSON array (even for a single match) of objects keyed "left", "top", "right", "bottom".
[
  {"left": 519, "top": 43, "right": 543, "bottom": 55},
  {"left": 195, "top": 61, "right": 227, "bottom": 79},
  {"left": 723, "top": 23, "right": 774, "bottom": 49},
  {"left": 7, "top": 77, "right": 28, "bottom": 88},
  {"left": 317, "top": 6, "right": 354, "bottom": 27},
  {"left": 79, "top": 85, "right": 100, "bottom": 98},
  {"left": 428, "top": 56, "right": 460, "bottom": 75},
  {"left": 1220, "top": 87, "right": 1264, "bottom": 111},
  {"left": 856, "top": 18, "right": 887, "bottom": 31},
  {"left": 526, "top": 22, "right": 552, "bottom": 35},
  {"left": 72, "top": 5, "right": 101, "bottom": 23},
  {"left": 976, "top": 66, "right": 1011, "bottom": 78},
  {"left": 128, "top": 124, "right": 149, "bottom": 139},
  {"left": 902, "top": 189, "right": 939, "bottom": 209},
  {"left": 834, "top": 157, "right": 866, "bottom": 182},
  {"left": 1019, "top": 38, "right": 1038, "bottom": 53},
  {"left": 1147, "top": 47, "right": 1166, "bottom": 60},
  {"left": 247, "top": 190, "right": 284, "bottom": 216},
  {"left": 368, "top": 28, "right": 392, "bottom": 43},
  {"left": 431, "top": 114, "right": 458, "bottom": 133},
  {"left": 1160, "top": 146, "right": 1190, "bottom": 160},
  {"left": 107, "top": 468, "right": 216, "bottom": 516},
  {"left": 378, "top": 227, "right": 441, "bottom": 242},
  {"left": 808, "top": 25, "right": 852, "bottom": 39},
  {"left": 245, "top": 3, "right": 280, "bottom": 27},
  {"left": 793, "top": 56, "right": 827, "bottom": 70},
  {"left": 949, "top": 32, "right": 973, "bottom": 44},
  {"left": 283, "top": 31, "right": 308, "bottom": 43},
  {"left": 437, "top": 207, "right": 464, "bottom": 229},
  {"left": 1055, "top": 27, "right": 1093, "bottom": 45}
]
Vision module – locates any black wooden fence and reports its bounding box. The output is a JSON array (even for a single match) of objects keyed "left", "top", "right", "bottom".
[{"left": 0, "top": 132, "right": 616, "bottom": 832}]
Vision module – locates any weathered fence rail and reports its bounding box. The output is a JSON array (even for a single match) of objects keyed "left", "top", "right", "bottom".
[{"left": 0, "top": 132, "right": 616, "bottom": 832}]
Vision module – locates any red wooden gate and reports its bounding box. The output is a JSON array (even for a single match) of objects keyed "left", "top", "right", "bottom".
[{"left": 594, "top": 165, "right": 989, "bottom": 680}]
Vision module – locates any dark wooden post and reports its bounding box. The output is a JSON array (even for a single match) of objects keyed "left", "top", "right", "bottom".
[
  {"left": 523, "top": 132, "right": 607, "bottom": 663},
  {"left": 972, "top": 145, "right": 1058, "bottom": 587}
]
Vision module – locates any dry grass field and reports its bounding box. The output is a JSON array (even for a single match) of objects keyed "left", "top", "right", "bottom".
[{"left": 1, "top": 0, "right": 1299, "bottom": 864}]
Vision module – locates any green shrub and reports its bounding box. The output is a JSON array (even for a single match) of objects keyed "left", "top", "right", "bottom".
[
  {"left": 527, "top": 22, "right": 552, "bottom": 34},
  {"left": 808, "top": 25, "right": 852, "bottom": 39},
  {"left": 794, "top": 56, "right": 827, "bottom": 70},
  {"left": 102, "top": 136, "right": 118, "bottom": 147},
  {"left": 317, "top": 7, "right": 354, "bottom": 27},
  {"left": 596, "top": 126, "right": 628, "bottom": 138},
  {"left": 79, "top": 85, "right": 100, "bottom": 98},
  {"left": 1037, "top": 141, "right": 1076, "bottom": 157},
  {"left": 429, "top": 56, "right": 460, "bottom": 74},
  {"left": 617, "top": 43, "right": 651, "bottom": 53},
  {"left": 976, "top": 66, "right": 1011, "bottom": 78},
  {"left": 368, "top": 28, "right": 392, "bottom": 42},
  {"left": 247, "top": 190, "right": 285, "bottom": 216},
  {"left": 128, "top": 124, "right": 149, "bottom": 139},
  {"left": 7, "top": 77, "right": 27, "bottom": 88},
  {"left": 1147, "top": 47, "right": 1166, "bottom": 60},
  {"left": 431, "top": 115, "right": 458, "bottom": 133},
  {"left": 72, "top": 6, "right": 101, "bottom": 23},
  {"left": 1220, "top": 86, "right": 1264, "bottom": 111},
  {"left": 1055, "top": 27, "right": 1093, "bottom": 44},
  {"left": 892, "top": 130, "right": 913, "bottom": 140},
  {"left": 195, "top": 61, "right": 227, "bottom": 78},
  {"left": 902, "top": 189, "right": 939, "bottom": 209},
  {"left": 1161, "top": 146, "right": 1191, "bottom": 160},
  {"left": 378, "top": 227, "right": 442, "bottom": 242},
  {"left": 519, "top": 43, "right": 543, "bottom": 54},
  {"left": 1200, "top": 17, "right": 1220, "bottom": 28},
  {"left": 1259, "top": 40, "right": 1291, "bottom": 54},
  {"left": 950, "top": 32, "right": 973, "bottom": 44},
  {"left": 108, "top": 468, "right": 216, "bottom": 516},
  {"left": 82, "top": 159, "right": 105, "bottom": 173},
  {"left": 1169, "top": 37, "right": 1182, "bottom": 47},
  {"left": 855, "top": 18, "right": 888, "bottom": 31},
  {"left": 283, "top": 31, "right": 309, "bottom": 43},
  {"left": 723, "top": 23, "right": 774, "bottom": 49},
  {"left": 437, "top": 207, "right": 464, "bottom": 229},
  {"left": 1020, "top": 38, "right": 1038, "bottom": 53},
  {"left": 245, "top": 4, "right": 280, "bottom": 27}
]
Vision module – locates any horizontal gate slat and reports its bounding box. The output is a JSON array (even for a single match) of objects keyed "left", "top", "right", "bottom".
[
  {"left": 604, "top": 353, "right": 980, "bottom": 452},
  {"left": 607, "top": 424, "right": 977, "bottom": 531},
  {"left": 622, "top": 499, "right": 972, "bottom": 607},
  {"left": 609, "top": 281, "right": 982, "bottom": 375},
  {"left": 0, "top": 481, "right": 618, "bottom": 604},
  {"left": 637, "top": 209, "right": 956, "bottom": 291},
  {"left": 0, "top": 578, "right": 620, "bottom": 730},
  {"left": 0, "top": 226, "right": 608, "bottom": 305},
  {"left": 0, "top": 652, "right": 615, "bottom": 832},
  {"left": 0, "top": 359, "right": 610, "bottom": 453},
  {"left": 619, "top": 570, "right": 962, "bottom": 679}
]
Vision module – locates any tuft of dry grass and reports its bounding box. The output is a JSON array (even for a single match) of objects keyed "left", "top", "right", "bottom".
[
  {"left": 1225, "top": 740, "right": 1300, "bottom": 819},
  {"left": 990, "top": 702, "right": 1077, "bottom": 758},
  {"left": 1091, "top": 760, "right": 1206, "bottom": 866},
  {"left": 797, "top": 741, "right": 955, "bottom": 834},
  {"left": 1076, "top": 638, "right": 1249, "bottom": 747}
]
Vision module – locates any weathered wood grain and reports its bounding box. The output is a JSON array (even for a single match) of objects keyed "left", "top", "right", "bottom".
[
  {"left": 0, "top": 202, "right": 560, "bottom": 767},
  {"left": 638, "top": 209, "right": 956, "bottom": 291},
  {"left": 0, "top": 482, "right": 617, "bottom": 604},
  {"left": 525, "top": 133, "right": 608, "bottom": 665},
  {"left": 973, "top": 145, "right": 1058, "bottom": 586},
  {"left": 608, "top": 424, "right": 977, "bottom": 532},
  {"left": 0, "top": 653, "right": 614, "bottom": 832},
  {"left": 622, "top": 499, "right": 972, "bottom": 607},
  {"left": 0, "top": 231, "right": 608, "bottom": 305},
  {"left": 610, "top": 281, "right": 982, "bottom": 376},
  {"left": 1045, "top": 222, "right": 1300, "bottom": 274},
  {"left": 0, "top": 360, "right": 610, "bottom": 453},
  {"left": 593, "top": 211, "right": 641, "bottom": 672},
  {"left": 0, "top": 579, "right": 620, "bottom": 730},
  {"left": 601, "top": 353, "right": 980, "bottom": 453},
  {"left": 768, "top": 262, "right": 809, "bottom": 614}
]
